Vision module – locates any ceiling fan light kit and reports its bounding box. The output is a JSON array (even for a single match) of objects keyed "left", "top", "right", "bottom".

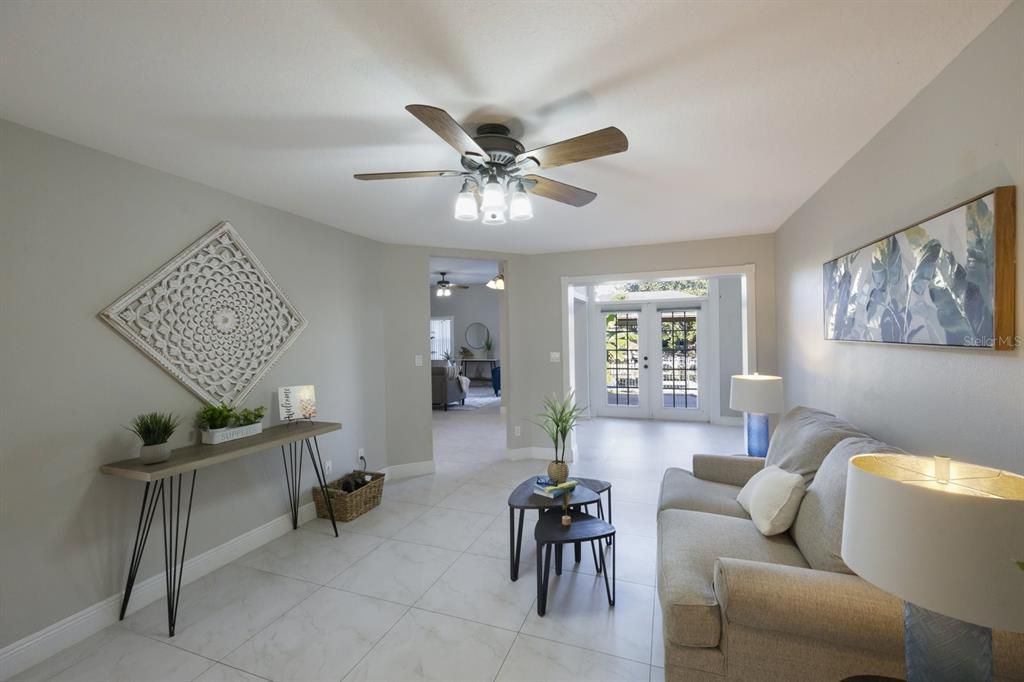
[
  {"left": 355, "top": 105, "right": 628, "bottom": 225},
  {"left": 486, "top": 274, "right": 505, "bottom": 291}
]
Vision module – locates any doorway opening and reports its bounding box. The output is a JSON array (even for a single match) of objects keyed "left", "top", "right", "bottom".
[
  {"left": 562, "top": 266, "right": 755, "bottom": 460},
  {"left": 429, "top": 256, "right": 508, "bottom": 466}
]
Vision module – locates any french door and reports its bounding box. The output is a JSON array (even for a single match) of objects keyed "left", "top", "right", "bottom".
[{"left": 593, "top": 303, "right": 708, "bottom": 421}]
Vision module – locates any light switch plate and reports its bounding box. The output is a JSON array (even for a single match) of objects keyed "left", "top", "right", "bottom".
[
  {"left": 549, "top": 351, "right": 561, "bottom": 363},
  {"left": 414, "top": 354, "right": 423, "bottom": 367}
]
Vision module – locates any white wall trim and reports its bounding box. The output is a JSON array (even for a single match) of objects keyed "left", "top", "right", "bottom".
[
  {"left": 713, "top": 415, "right": 744, "bottom": 427},
  {"left": 505, "top": 446, "right": 551, "bottom": 462},
  {"left": 381, "top": 460, "right": 435, "bottom": 481},
  {"left": 0, "top": 502, "right": 317, "bottom": 681}
]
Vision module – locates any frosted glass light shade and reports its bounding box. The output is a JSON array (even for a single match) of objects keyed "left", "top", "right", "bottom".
[
  {"left": 454, "top": 190, "right": 478, "bottom": 221},
  {"left": 481, "top": 179, "right": 506, "bottom": 212},
  {"left": 509, "top": 185, "right": 533, "bottom": 221},
  {"left": 486, "top": 274, "right": 505, "bottom": 290},
  {"left": 730, "top": 374, "right": 784, "bottom": 414},
  {"left": 843, "top": 454, "right": 1024, "bottom": 631},
  {"left": 482, "top": 208, "right": 506, "bottom": 225}
]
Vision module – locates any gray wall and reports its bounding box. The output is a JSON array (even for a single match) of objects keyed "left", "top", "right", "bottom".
[
  {"left": 774, "top": 1, "right": 1023, "bottom": 473},
  {"left": 0, "top": 119, "right": 387, "bottom": 647},
  {"left": 717, "top": 276, "right": 744, "bottom": 419},
  {"left": 430, "top": 283, "right": 501, "bottom": 362}
]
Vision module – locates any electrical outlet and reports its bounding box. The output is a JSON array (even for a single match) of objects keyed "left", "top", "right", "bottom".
[
  {"left": 549, "top": 351, "right": 561, "bottom": 363},
  {"left": 323, "top": 459, "right": 333, "bottom": 476},
  {"left": 414, "top": 354, "right": 424, "bottom": 367},
  {"left": 514, "top": 425, "right": 522, "bottom": 437},
  {"left": 358, "top": 447, "right": 365, "bottom": 459}
]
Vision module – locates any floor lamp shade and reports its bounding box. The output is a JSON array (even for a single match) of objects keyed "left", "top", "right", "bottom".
[
  {"left": 843, "top": 454, "right": 1024, "bottom": 681},
  {"left": 730, "top": 374, "right": 783, "bottom": 457}
]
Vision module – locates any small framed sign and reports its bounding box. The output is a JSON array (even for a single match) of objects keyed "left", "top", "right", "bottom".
[{"left": 278, "top": 385, "right": 317, "bottom": 421}]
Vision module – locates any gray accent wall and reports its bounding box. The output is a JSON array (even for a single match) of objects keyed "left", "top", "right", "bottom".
[
  {"left": 0, "top": 119, "right": 387, "bottom": 647},
  {"left": 774, "top": 1, "right": 1023, "bottom": 473}
]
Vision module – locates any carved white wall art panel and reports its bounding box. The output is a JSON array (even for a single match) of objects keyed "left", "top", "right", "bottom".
[{"left": 100, "top": 221, "right": 307, "bottom": 406}]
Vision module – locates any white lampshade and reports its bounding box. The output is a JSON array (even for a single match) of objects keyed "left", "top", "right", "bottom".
[
  {"left": 729, "top": 374, "right": 784, "bottom": 414},
  {"left": 486, "top": 274, "right": 505, "bottom": 290},
  {"left": 843, "top": 454, "right": 1024, "bottom": 632},
  {"left": 508, "top": 181, "right": 533, "bottom": 221},
  {"left": 481, "top": 208, "right": 506, "bottom": 225},
  {"left": 481, "top": 177, "right": 506, "bottom": 212},
  {"left": 454, "top": 185, "right": 478, "bottom": 221}
]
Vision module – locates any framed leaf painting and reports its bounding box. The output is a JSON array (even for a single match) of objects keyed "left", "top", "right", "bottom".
[{"left": 823, "top": 186, "right": 1015, "bottom": 350}]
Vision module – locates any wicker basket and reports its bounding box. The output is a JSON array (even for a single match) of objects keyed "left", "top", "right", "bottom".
[{"left": 312, "top": 471, "right": 385, "bottom": 522}]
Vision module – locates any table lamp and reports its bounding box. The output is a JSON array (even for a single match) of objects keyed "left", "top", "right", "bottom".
[
  {"left": 729, "top": 374, "right": 783, "bottom": 457},
  {"left": 842, "top": 454, "right": 1024, "bottom": 681}
]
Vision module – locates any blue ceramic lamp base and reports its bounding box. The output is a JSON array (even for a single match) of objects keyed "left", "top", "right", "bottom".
[
  {"left": 745, "top": 412, "right": 769, "bottom": 457},
  {"left": 904, "top": 602, "right": 992, "bottom": 682}
]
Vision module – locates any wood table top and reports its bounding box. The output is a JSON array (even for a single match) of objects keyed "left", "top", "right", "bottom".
[{"left": 101, "top": 421, "right": 342, "bottom": 482}]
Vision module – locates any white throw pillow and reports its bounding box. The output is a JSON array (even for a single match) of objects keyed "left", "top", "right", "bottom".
[{"left": 736, "top": 465, "right": 806, "bottom": 536}]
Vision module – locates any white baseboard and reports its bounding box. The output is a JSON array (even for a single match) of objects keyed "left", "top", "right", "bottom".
[
  {"left": 712, "top": 416, "right": 744, "bottom": 427},
  {"left": 381, "top": 460, "right": 435, "bottom": 481},
  {"left": 0, "top": 502, "right": 316, "bottom": 681},
  {"left": 505, "top": 446, "right": 550, "bottom": 461}
]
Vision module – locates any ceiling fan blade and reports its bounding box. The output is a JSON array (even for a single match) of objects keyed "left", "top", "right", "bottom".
[
  {"left": 516, "top": 126, "right": 627, "bottom": 169},
  {"left": 353, "top": 170, "right": 463, "bottom": 181},
  {"left": 523, "top": 175, "right": 597, "bottom": 207},
  {"left": 406, "top": 105, "right": 491, "bottom": 162}
]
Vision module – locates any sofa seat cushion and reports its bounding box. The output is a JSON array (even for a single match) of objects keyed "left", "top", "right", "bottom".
[
  {"left": 657, "top": 509, "right": 808, "bottom": 648},
  {"left": 791, "top": 436, "right": 903, "bottom": 573},
  {"left": 659, "top": 467, "right": 748, "bottom": 518},
  {"left": 766, "top": 406, "right": 867, "bottom": 481}
]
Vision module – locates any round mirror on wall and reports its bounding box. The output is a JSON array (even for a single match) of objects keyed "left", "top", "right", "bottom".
[{"left": 465, "top": 322, "right": 490, "bottom": 349}]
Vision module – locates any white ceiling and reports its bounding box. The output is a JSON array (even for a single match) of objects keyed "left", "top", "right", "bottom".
[
  {"left": 429, "top": 257, "right": 498, "bottom": 285},
  {"left": 0, "top": 1, "right": 1008, "bottom": 254}
]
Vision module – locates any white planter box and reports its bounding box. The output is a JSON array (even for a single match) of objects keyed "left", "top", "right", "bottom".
[{"left": 201, "top": 422, "right": 263, "bottom": 445}]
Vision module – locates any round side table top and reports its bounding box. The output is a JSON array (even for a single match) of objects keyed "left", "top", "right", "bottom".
[
  {"left": 508, "top": 478, "right": 600, "bottom": 510},
  {"left": 534, "top": 510, "right": 615, "bottom": 544}
]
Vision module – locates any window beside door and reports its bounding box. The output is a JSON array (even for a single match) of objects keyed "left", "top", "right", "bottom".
[{"left": 429, "top": 317, "right": 453, "bottom": 360}]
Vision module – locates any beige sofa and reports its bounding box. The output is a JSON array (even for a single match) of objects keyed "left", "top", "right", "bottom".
[{"left": 657, "top": 406, "right": 1024, "bottom": 681}]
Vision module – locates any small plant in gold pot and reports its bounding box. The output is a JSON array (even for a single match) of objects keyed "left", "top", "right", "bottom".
[{"left": 535, "top": 391, "right": 586, "bottom": 485}]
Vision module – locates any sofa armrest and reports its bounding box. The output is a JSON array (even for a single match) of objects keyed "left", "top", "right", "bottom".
[
  {"left": 691, "top": 454, "right": 764, "bottom": 486},
  {"left": 713, "top": 558, "right": 903, "bottom": 656}
]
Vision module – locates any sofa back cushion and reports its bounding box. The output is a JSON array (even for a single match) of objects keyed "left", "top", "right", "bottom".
[
  {"left": 791, "top": 436, "right": 904, "bottom": 573},
  {"left": 765, "top": 407, "right": 866, "bottom": 481}
]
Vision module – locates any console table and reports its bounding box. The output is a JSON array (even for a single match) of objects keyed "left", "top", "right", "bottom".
[{"left": 100, "top": 420, "right": 341, "bottom": 636}]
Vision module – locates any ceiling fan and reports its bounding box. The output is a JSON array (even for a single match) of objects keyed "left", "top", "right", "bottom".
[
  {"left": 434, "top": 272, "right": 468, "bottom": 297},
  {"left": 355, "top": 104, "right": 628, "bottom": 224}
]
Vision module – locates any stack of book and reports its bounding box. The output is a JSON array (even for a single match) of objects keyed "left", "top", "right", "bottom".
[{"left": 533, "top": 477, "right": 578, "bottom": 498}]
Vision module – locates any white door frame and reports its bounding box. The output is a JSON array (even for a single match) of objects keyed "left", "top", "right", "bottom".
[{"left": 560, "top": 265, "right": 757, "bottom": 444}]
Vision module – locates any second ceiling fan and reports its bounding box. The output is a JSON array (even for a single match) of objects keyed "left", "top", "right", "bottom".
[{"left": 355, "top": 105, "right": 628, "bottom": 224}]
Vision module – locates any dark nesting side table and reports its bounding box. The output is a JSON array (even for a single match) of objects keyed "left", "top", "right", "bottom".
[
  {"left": 507, "top": 479, "right": 600, "bottom": 581},
  {"left": 535, "top": 510, "right": 616, "bottom": 616}
]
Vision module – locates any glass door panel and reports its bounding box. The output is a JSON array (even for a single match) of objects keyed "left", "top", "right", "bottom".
[
  {"left": 660, "top": 310, "right": 698, "bottom": 410},
  {"left": 602, "top": 310, "right": 643, "bottom": 412}
]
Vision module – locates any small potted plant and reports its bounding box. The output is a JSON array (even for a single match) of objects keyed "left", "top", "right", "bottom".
[
  {"left": 483, "top": 334, "right": 494, "bottom": 359},
  {"left": 535, "top": 391, "right": 586, "bottom": 484},
  {"left": 127, "top": 412, "right": 180, "bottom": 464},
  {"left": 197, "top": 404, "right": 266, "bottom": 445}
]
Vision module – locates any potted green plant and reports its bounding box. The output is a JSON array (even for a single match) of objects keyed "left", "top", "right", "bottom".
[
  {"left": 197, "top": 404, "right": 266, "bottom": 445},
  {"left": 483, "top": 334, "right": 494, "bottom": 359},
  {"left": 126, "top": 412, "right": 180, "bottom": 464},
  {"left": 535, "top": 391, "right": 586, "bottom": 484}
]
